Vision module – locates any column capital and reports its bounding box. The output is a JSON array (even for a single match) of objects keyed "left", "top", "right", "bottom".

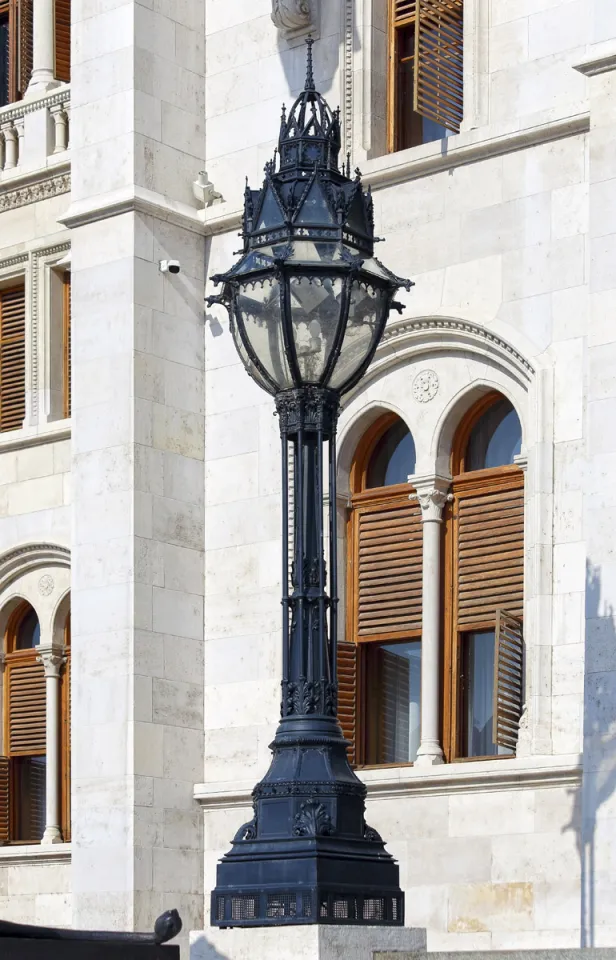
[
  {"left": 37, "top": 646, "right": 66, "bottom": 678},
  {"left": 410, "top": 474, "right": 453, "bottom": 522}
]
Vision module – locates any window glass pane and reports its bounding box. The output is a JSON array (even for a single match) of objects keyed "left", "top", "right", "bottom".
[
  {"left": 16, "top": 607, "right": 40, "bottom": 650},
  {"left": 465, "top": 398, "right": 522, "bottom": 471},
  {"left": 366, "top": 420, "right": 416, "bottom": 488},
  {"left": 0, "top": 12, "right": 9, "bottom": 109},
  {"left": 369, "top": 641, "right": 421, "bottom": 764},
  {"left": 463, "top": 631, "right": 513, "bottom": 758},
  {"left": 14, "top": 756, "right": 46, "bottom": 842}
]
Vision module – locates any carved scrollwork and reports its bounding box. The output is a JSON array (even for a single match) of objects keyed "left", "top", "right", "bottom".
[
  {"left": 233, "top": 816, "right": 257, "bottom": 842},
  {"left": 363, "top": 822, "right": 382, "bottom": 843},
  {"left": 292, "top": 799, "right": 334, "bottom": 837},
  {"left": 271, "top": 0, "right": 317, "bottom": 40}
]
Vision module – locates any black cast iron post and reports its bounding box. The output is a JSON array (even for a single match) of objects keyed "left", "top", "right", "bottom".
[{"left": 207, "top": 40, "right": 412, "bottom": 928}]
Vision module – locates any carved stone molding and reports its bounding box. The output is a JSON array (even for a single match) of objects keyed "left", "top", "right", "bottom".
[
  {"left": 271, "top": 0, "right": 318, "bottom": 41},
  {"left": 0, "top": 172, "right": 70, "bottom": 214},
  {"left": 30, "top": 241, "right": 71, "bottom": 421},
  {"left": 37, "top": 649, "right": 66, "bottom": 678},
  {"left": 411, "top": 476, "right": 452, "bottom": 523}
]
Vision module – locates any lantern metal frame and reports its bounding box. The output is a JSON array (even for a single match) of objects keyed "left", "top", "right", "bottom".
[{"left": 206, "top": 39, "right": 412, "bottom": 929}]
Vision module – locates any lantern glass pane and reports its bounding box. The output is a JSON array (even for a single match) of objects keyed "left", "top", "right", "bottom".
[
  {"left": 230, "top": 315, "right": 274, "bottom": 394},
  {"left": 237, "top": 277, "right": 293, "bottom": 391},
  {"left": 329, "top": 281, "right": 388, "bottom": 391},
  {"left": 289, "top": 275, "right": 344, "bottom": 383}
]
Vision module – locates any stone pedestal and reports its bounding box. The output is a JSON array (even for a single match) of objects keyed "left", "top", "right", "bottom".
[{"left": 190, "top": 925, "right": 426, "bottom": 960}]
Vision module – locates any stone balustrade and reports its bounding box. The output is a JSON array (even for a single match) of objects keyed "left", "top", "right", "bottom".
[{"left": 0, "top": 86, "right": 70, "bottom": 178}]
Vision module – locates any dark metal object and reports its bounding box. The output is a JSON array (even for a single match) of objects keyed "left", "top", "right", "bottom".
[
  {"left": 207, "top": 39, "right": 412, "bottom": 929},
  {"left": 0, "top": 909, "right": 182, "bottom": 945}
]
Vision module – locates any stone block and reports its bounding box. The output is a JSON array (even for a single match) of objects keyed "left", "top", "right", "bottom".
[
  {"left": 448, "top": 791, "right": 534, "bottom": 838},
  {"left": 448, "top": 881, "right": 534, "bottom": 933},
  {"left": 191, "top": 925, "right": 426, "bottom": 960}
]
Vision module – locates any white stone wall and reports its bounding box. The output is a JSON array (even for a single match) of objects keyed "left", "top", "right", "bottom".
[
  {"left": 199, "top": 0, "right": 604, "bottom": 949},
  {"left": 0, "top": 853, "right": 71, "bottom": 926}
]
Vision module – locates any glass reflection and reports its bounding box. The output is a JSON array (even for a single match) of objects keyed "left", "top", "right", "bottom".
[
  {"left": 370, "top": 641, "right": 421, "bottom": 764},
  {"left": 367, "top": 420, "right": 416, "bottom": 488},
  {"left": 466, "top": 398, "right": 522, "bottom": 471}
]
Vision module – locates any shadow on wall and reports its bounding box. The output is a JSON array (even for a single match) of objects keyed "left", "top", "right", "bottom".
[
  {"left": 276, "top": 8, "right": 360, "bottom": 107},
  {"left": 565, "top": 560, "right": 616, "bottom": 947},
  {"left": 189, "top": 932, "right": 230, "bottom": 960}
]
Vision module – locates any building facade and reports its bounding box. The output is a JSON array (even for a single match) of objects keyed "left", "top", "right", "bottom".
[{"left": 0, "top": 0, "right": 615, "bottom": 954}]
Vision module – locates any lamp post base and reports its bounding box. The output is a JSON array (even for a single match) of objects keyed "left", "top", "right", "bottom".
[
  {"left": 210, "top": 717, "right": 404, "bottom": 928},
  {"left": 192, "top": 924, "right": 426, "bottom": 960}
]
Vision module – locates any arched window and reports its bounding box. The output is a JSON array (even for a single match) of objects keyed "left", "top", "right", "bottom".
[
  {"left": 0, "top": 595, "right": 71, "bottom": 845},
  {"left": 444, "top": 392, "right": 524, "bottom": 760},
  {"left": 1, "top": 602, "right": 46, "bottom": 843},
  {"left": 340, "top": 414, "right": 422, "bottom": 766}
]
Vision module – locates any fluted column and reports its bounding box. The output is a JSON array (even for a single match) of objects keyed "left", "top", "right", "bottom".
[
  {"left": 38, "top": 647, "right": 65, "bottom": 844},
  {"left": 26, "top": 0, "right": 60, "bottom": 97},
  {"left": 413, "top": 475, "right": 451, "bottom": 767}
]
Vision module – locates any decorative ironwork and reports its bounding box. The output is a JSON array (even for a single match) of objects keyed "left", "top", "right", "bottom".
[
  {"left": 208, "top": 39, "right": 410, "bottom": 929},
  {"left": 293, "top": 799, "right": 334, "bottom": 837}
]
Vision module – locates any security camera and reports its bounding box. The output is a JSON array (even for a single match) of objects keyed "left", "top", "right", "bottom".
[{"left": 160, "top": 259, "right": 181, "bottom": 275}]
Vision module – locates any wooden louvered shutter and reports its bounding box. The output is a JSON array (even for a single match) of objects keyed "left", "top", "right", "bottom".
[
  {"left": 61, "top": 650, "right": 70, "bottom": 840},
  {"left": 0, "top": 756, "right": 9, "bottom": 843},
  {"left": 17, "top": 0, "right": 31, "bottom": 98},
  {"left": 337, "top": 640, "right": 357, "bottom": 764},
  {"left": 414, "top": 0, "right": 463, "bottom": 133},
  {"left": 7, "top": 659, "right": 46, "bottom": 755},
  {"left": 355, "top": 498, "right": 423, "bottom": 641},
  {"left": 493, "top": 610, "right": 524, "bottom": 752},
  {"left": 54, "top": 0, "right": 69, "bottom": 82},
  {"left": 393, "top": 0, "right": 416, "bottom": 25},
  {"left": 62, "top": 273, "right": 71, "bottom": 418},
  {"left": 0, "top": 286, "right": 26, "bottom": 433},
  {"left": 455, "top": 481, "right": 524, "bottom": 629}
]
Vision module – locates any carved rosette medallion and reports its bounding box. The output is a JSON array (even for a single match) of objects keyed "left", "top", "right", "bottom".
[
  {"left": 412, "top": 369, "right": 439, "bottom": 403},
  {"left": 38, "top": 574, "right": 55, "bottom": 596}
]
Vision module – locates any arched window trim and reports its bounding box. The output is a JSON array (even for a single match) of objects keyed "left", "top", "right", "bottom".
[{"left": 451, "top": 389, "right": 522, "bottom": 478}]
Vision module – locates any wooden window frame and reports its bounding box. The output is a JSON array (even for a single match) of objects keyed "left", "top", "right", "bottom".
[
  {"left": 62, "top": 272, "right": 71, "bottom": 419},
  {"left": 442, "top": 394, "right": 524, "bottom": 763},
  {"left": 345, "top": 413, "right": 422, "bottom": 768},
  {"left": 60, "top": 611, "right": 70, "bottom": 841},
  {"left": 2, "top": 601, "right": 46, "bottom": 844},
  {"left": 0, "top": 0, "right": 32, "bottom": 105},
  {"left": 387, "top": 0, "right": 464, "bottom": 154},
  {"left": 0, "top": 282, "right": 26, "bottom": 434}
]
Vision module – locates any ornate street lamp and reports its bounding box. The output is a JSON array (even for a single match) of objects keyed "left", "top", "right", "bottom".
[{"left": 207, "top": 40, "right": 412, "bottom": 929}]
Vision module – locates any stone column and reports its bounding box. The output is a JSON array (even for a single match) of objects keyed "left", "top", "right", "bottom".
[
  {"left": 38, "top": 647, "right": 65, "bottom": 845},
  {"left": 26, "top": 0, "right": 60, "bottom": 97},
  {"left": 413, "top": 476, "right": 451, "bottom": 767}
]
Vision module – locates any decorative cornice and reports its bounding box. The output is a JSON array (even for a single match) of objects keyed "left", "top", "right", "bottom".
[
  {"left": 0, "top": 85, "right": 70, "bottom": 124},
  {"left": 0, "top": 843, "right": 71, "bottom": 865},
  {"left": 271, "top": 0, "right": 317, "bottom": 41},
  {"left": 0, "top": 172, "right": 70, "bottom": 213},
  {"left": 573, "top": 45, "right": 616, "bottom": 77},
  {"left": 361, "top": 113, "right": 589, "bottom": 192},
  {"left": 0, "top": 543, "right": 70, "bottom": 594},
  {"left": 58, "top": 185, "right": 206, "bottom": 235},
  {"left": 0, "top": 252, "right": 29, "bottom": 272},
  {"left": 380, "top": 316, "right": 534, "bottom": 375},
  {"left": 194, "top": 757, "right": 583, "bottom": 809},
  {"left": 0, "top": 423, "right": 70, "bottom": 454}
]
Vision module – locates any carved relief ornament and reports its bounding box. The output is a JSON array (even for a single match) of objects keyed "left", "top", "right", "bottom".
[{"left": 271, "top": 0, "right": 318, "bottom": 40}]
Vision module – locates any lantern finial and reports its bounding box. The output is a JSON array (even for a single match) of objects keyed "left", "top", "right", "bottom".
[{"left": 304, "top": 36, "right": 315, "bottom": 91}]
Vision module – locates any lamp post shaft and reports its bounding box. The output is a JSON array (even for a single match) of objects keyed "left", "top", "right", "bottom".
[{"left": 279, "top": 388, "right": 339, "bottom": 717}]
